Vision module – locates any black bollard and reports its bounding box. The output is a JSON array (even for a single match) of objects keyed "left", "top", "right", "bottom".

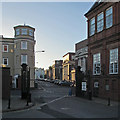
[
  {"left": 26, "top": 95, "right": 29, "bottom": 106},
  {"left": 88, "top": 90, "right": 92, "bottom": 100},
  {"left": 108, "top": 97, "right": 110, "bottom": 106},
  {"left": 8, "top": 98, "right": 11, "bottom": 109}
]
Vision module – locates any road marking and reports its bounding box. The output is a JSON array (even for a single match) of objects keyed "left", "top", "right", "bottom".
[{"left": 37, "top": 95, "right": 68, "bottom": 110}]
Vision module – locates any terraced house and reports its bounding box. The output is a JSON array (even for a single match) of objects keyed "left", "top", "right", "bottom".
[
  {"left": 85, "top": 1, "right": 120, "bottom": 100},
  {"left": 1, "top": 24, "right": 35, "bottom": 88}
]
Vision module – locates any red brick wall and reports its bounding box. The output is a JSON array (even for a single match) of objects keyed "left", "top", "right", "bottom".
[{"left": 86, "top": 2, "right": 120, "bottom": 101}]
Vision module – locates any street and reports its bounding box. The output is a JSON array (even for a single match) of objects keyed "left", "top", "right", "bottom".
[{"left": 2, "top": 80, "right": 119, "bottom": 119}]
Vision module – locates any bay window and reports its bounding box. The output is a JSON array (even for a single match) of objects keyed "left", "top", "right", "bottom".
[
  {"left": 21, "top": 28, "right": 27, "bottom": 35},
  {"left": 29, "top": 29, "right": 33, "bottom": 36},
  {"left": 16, "top": 29, "right": 20, "bottom": 36}
]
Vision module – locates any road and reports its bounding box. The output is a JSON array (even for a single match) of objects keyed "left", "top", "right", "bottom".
[{"left": 2, "top": 80, "right": 119, "bottom": 119}]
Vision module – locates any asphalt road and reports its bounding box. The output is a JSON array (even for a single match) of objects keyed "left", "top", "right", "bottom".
[{"left": 2, "top": 80, "right": 119, "bottom": 119}]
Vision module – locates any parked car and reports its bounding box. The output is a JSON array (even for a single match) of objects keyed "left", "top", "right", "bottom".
[
  {"left": 44, "top": 79, "right": 48, "bottom": 82},
  {"left": 59, "top": 80, "right": 72, "bottom": 86},
  {"left": 54, "top": 80, "right": 60, "bottom": 84},
  {"left": 50, "top": 79, "right": 55, "bottom": 83}
]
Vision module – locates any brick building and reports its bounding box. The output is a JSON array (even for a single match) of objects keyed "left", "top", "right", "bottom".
[{"left": 85, "top": 2, "right": 120, "bottom": 100}]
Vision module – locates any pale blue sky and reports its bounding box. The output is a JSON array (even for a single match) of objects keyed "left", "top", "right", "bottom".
[{"left": 2, "top": 2, "right": 93, "bottom": 69}]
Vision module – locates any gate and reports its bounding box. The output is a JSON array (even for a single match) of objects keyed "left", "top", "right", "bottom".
[{"left": 21, "top": 64, "right": 30, "bottom": 100}]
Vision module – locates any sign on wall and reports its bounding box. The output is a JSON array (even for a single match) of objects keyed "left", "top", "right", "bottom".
[
  {"left": 94, "top": 82, "right": 99, "bottom": 88},
  {"left": 82, "top": 82, "right": 87, "bottom": 91}
]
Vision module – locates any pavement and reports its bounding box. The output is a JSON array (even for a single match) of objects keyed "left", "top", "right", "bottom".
[{"left": 2, "top": 93, "right": 34, "bottom": 113}]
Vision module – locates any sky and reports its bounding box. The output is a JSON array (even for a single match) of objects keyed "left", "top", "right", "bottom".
[{"left": 2, "top": 2, "right": 94, "bottom": 69}]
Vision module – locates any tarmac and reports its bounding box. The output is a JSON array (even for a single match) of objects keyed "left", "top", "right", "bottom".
[{"left": 1, "top": 88, "right": 120, "bottom": 113}]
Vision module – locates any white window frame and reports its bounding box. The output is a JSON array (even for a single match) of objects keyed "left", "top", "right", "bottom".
[
  {"left": 93, "top": 53, "right": 101, "bottom": 75},
  {"left": 106, "top": 6, "right": 113, "bottom": 29},
  {"left": 21, "top": 41, "right": 27, "bottom": 49},
  {"left": 109, "top": 48, "right": 118, "bottom": 74},
  {"left": 21, "top": 28, "right": 27, "bottom": 35},
  {"left": 16, "top": 29, "right": 20, "bottom": 36},
  {"left": 29, "top": 29, "right": 33, "bottom": 36},
  {"left": 21, "top": 55, "right": 27, "bottom": 64},
  {"left": 97, "top": 12, "right": 104, "bottom": 32},
  {"left": 3, "top": 45, "right": 8, "bottom": 52},
  {"left": 89, "top": 17, "right": 95, "bottom": 36},
  {"left": 3, "top": 58, "right": 8, "bottom": 65}
]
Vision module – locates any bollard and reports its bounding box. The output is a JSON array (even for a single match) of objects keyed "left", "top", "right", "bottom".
[
  {"left": 88, "top": 90, "right": 92, "bottom": 100},
  {"left": 69, "top": 88, "right": 72, "bottom": 96},
  {"left": 8, "top": 98, "right": 11, "bottom": 109},
  {"left": 108, "top": 97, "right": 110, "bottom": 106},
  {"left": 26, "top": 95, "right": 29, "bottom": 106}
]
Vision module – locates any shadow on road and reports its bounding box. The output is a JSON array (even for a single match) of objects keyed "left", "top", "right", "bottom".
[{"left": 40, "top": 105, "right": 75, "bottom": 118}]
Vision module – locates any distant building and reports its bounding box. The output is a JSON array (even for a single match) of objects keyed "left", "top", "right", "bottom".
[
  {"left": 35, "top": 68, "right": 45, "bottom": 79},
  {"left": 71, "top": 69, "right": 75, "bottom": 82},
  {"left": 85, "top": 2, "right": 120, "bottom": 100},
  {"left": 1, "top": 24, "right": 35, "bottom": 88},
  {"left": 52, "top": 60, "right": 63, "bottom": 80},
  {"left": 48, "top": 66, "right": 53, "bottom": 80},
  {"left": 44, "top": 69, "right": 49, "bottom": 79},
  {"left": 62, "top": 52, "right": 75, "bottom": 81}
]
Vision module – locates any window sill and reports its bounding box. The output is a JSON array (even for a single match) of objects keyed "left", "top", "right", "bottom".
[
  {"left": 3, "top": 51, "right": 8, "bottom": 53},
  {"left": 93, "top": 74, "right": 101, "bottom": 76},
  {"left": 109, "top": 73, "right": 118, "bottom": 75}
]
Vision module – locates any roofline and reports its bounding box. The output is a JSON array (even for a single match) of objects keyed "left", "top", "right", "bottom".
[
  {"left": 14, "top": 24, "right": 35, "bottom": 30},
  {"left": 75, "top": 39, "right": 88, "bottom": 46},
  {"left": 84, "top": 1, "right": 103, "bottom": 17},
  {"left": 63, "top": 52, "right": 75, "bottom": 57},
  {"left": 2, "top": 36, "right": 14, "bottom": 40}
]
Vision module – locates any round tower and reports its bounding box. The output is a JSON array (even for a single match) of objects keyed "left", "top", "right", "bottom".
[{"left": 14, "top": 24, "right": 35, "bottom": 88}]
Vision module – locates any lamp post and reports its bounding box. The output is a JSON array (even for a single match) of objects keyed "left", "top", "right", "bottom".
[
  {"left": 34, "top": 50, "right": 45, "bottom": 86},
  {"left": 35, "top": 50, "right": 45, "bottom": 53},
  {"left": 35, "top": 50, "right": 45, "bottom": 65}
]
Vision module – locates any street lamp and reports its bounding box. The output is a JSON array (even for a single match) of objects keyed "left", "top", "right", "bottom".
[
  {"left": 35, "top": 50, "right": 45, "bottom": 53},
  {"left": 35, "top": 50, "right": 45, "bottom": 67}
]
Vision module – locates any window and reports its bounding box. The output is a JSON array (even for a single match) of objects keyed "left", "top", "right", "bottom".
[
  {"left": 93, "top": 53, "right": 101, "bottom": 75},
  {"left": 97, "top": 12, "right": 104, "bottom": 32},
  {"left": 16, "top": 29, "right": 20, "bottom": 35},
  {"left": 3, "top": 45, "right": 8, "bottom": 52},
  {"left": 106, "top": 6, "right": 113, "bottom": 29},
  {"left": 109, "top": 48, "right": 118, "bottom": 74},
  {"left": 21, "top": 55, "right": 27, "bottom": 64},
  {"left": 21, "top": 28, "right": 27, "bottom": 35},
  {"left": 89, "top": 17, "right": 95, "bottom": 36},
  {"left": 21, "top": 41, "right": 27, "bottom": 49},
  {"left": 29, "top": 29, "right": 33, "bottom": 36},
  {"left": 3, "top": 58, "right": 8, "bottom": 65}
]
